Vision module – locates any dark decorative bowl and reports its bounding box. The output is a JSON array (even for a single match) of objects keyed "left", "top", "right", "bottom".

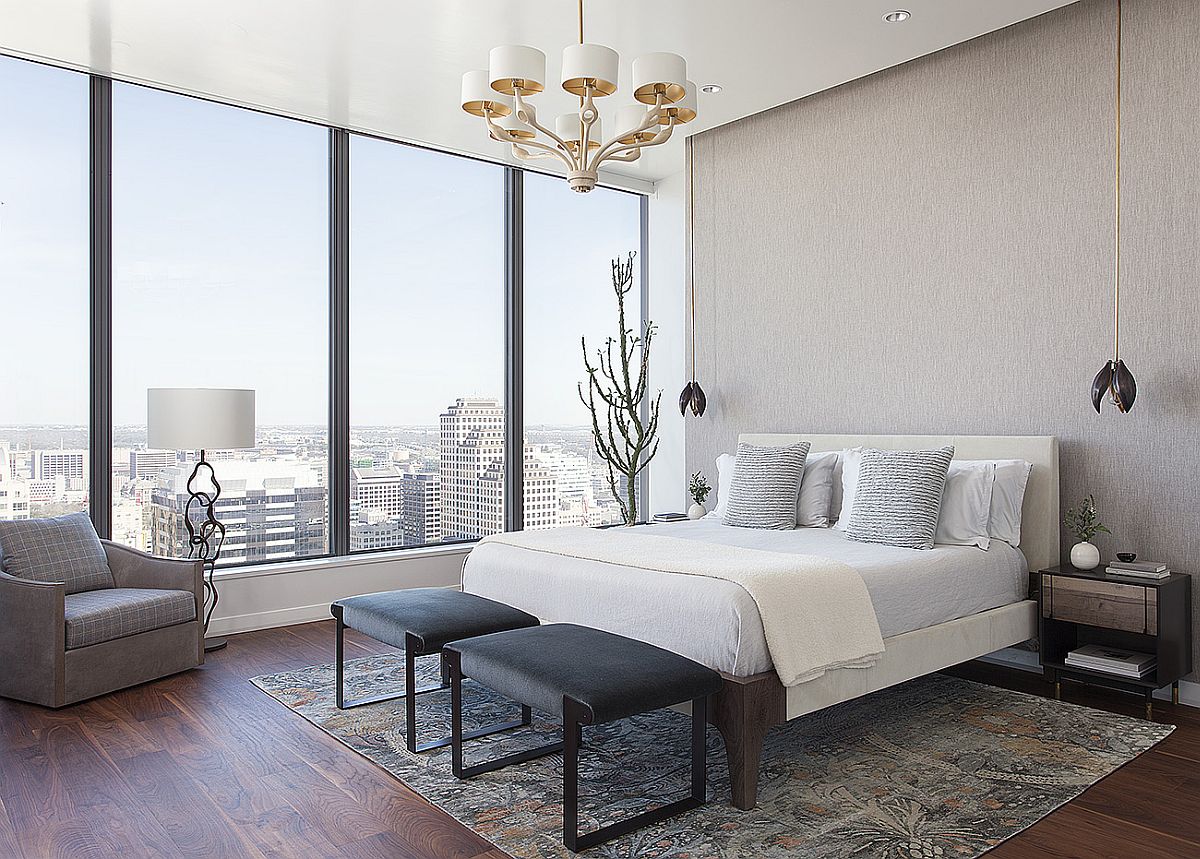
[{"left": 1116, "top": 552, "right": 1137, "bottom": 563}]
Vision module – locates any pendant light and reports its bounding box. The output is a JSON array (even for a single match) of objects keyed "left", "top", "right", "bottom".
[
  {"left": 1091, "top": 0, "right": 1136, "bottom": 413},
  {"left": 679, "top": 137, "right": 706, "bottom": 417}
]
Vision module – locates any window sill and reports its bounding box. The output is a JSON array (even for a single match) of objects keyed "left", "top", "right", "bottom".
[{"left": 212, "top": 541, "right": 475, "bottom": 582}]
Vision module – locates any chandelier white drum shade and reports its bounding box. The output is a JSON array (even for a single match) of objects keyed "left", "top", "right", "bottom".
[
  {"left": 147, "top": 388, "right": 256, "bottom": 451},
  {"left": 461, "top": 0, "right": 695, "bottom": 193}
]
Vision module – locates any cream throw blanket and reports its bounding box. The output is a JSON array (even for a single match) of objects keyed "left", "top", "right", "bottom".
[{"left": 482, "top": 527, "right": 885, "bottom": 686}]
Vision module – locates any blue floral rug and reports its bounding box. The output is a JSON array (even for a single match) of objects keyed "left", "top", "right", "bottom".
[{"left": 251, "top": 657, "right": 1171, "bottom": 858}]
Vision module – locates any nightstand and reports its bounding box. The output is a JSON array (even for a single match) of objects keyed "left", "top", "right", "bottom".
[{"left": 1038, "top": 565, "right": 1192, "bottom": 719}]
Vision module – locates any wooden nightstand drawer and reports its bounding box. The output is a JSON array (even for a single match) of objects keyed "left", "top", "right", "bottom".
[{"left": 1042, "top": 574, "right": 1148, "bottom": 634}]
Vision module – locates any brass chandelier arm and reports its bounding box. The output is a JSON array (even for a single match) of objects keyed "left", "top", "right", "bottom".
[
  {"left": 588, "top": 98, "right": 664, "bottom": 165},
  {"left": 589, "top": 122, "right": 674, "bottom": 168}
]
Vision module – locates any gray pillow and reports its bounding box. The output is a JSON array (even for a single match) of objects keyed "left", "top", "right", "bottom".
[
  {"left": 722, "top": 442, "right": 811, "bottom": 530},
  {"left": 0, "top": 511, "right": 115, "bottom": 594},
  {"left": 844, "top": 446, "right": 955, "bottom": 550}
]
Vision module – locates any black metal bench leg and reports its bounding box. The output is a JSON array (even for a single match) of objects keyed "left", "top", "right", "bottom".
[
  {"left": 448, "top": 651, "right": 562, "bottom": 778},
  {"left": 564, "top": 695, "right": 708, "bottom": 853}
]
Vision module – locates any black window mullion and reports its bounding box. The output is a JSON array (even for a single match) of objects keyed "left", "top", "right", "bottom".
[
  {"left": 328, "top": 128, "right": 351, "bottom": 555},
  {"left": 89, "top": 75, "right": 113, "bottom": 539},
  {"left": 504, "top": 167, "right": 524, "bottom": 532}
]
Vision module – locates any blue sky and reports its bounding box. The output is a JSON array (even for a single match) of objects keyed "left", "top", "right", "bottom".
[{"left": 1, "top": 54, "right": 642, "bottom": 429}]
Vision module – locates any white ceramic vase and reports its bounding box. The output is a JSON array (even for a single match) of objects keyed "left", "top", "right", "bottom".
[
  {"left": 687, "top": 502, "right": 706, "bottom": 520},
  {"left": 1070, "top": 541, "right": 1101, "bottom": 570}
]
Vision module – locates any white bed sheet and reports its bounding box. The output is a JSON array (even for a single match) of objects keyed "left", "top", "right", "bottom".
[{"left": 461, "top": 520, "right": 1028, "bottom": 677}]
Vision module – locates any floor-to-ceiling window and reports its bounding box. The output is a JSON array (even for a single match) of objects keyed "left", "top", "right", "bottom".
[
  {"left": 523, "top": 172, "right": 644, "bottom": 529},
  {"left": 109, "top": 85, "right": 330, "bottom": 565},
  {"left": 0, "top": 57, "right": 90, "bottom": 522},
  {"left": 348, "top": 137, "right": 505, "bottom": 551},
  {"left": 0, "top": 51, "right": 649, "bottom": 564}
]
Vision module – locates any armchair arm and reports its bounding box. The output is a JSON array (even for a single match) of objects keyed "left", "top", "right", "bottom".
[
  {"left": 103, "top": 541, "right": 204, "bottom": 605},
  {"left": 0, "top": 571, "right": 66, "bottom": 706}
]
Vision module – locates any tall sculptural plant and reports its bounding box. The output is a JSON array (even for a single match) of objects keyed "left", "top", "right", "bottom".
[{"left": 579, "top": 252, "right": 661, "bottom": 525}]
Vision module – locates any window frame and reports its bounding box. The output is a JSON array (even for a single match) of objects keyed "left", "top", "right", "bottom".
[{"left": 10, "top": 57, "right": 649, "bottom": 569}]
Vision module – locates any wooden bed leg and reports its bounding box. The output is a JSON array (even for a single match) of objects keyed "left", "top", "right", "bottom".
[{"left": 709, "top": 671, "right": 786, "bottom": 811}]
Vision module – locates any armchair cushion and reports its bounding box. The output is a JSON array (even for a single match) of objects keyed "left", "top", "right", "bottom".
[
  {"left": 64, "top": 587, "right": 196, "bottom": 650},
  {"left": 0, "top": 512, "right": 115, "bottom": 594}
]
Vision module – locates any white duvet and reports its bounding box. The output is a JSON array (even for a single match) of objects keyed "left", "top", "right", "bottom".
[
  {"left": 478, "top": 527, "right": 885, "bottom": 686},
  {"left": 462, "top": 519, "right": 1029, "bottom": 679}
]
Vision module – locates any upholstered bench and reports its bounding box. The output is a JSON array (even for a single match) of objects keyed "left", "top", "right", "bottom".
[
  {"left": 444, "top": 623, "right": 723, "bottom": 852},
  {"left": 330, "top": 588, "right": 539, "bottom": 752}
]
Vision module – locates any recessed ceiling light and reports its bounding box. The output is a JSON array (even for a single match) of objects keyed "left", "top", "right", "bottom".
[
  {"left": 700, "top": 84, "right": 723, "bottom": 94},
  {"left": 883, "top": 10, "right": 911, "bottom": 23}
]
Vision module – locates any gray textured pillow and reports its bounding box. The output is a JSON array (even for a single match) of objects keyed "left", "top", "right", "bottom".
[
  {"left": 722, "top": 442, "right": 811, "bottom": 530},
  {"left": 0, "top": 511, "right": 115, "bottom": 594},
  {"left": 844, "top": 446, "right": 955, "bottom": 550}
]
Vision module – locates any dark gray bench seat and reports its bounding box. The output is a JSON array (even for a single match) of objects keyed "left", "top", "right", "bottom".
[
  {"left": 331, "top": 588, "right": 538, "bottom": 752},
  {"left": 444, "top": 623, "right": 723, "bottom": 853}
]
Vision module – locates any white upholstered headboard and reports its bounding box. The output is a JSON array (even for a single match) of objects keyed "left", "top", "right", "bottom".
[{"left": 738, "top": 434, "right": 1060, "bottom": 573}]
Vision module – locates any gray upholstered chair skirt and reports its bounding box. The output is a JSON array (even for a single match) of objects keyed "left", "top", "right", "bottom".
[{"left": 0, "top": 540, "right": 204, "bottom": 708}]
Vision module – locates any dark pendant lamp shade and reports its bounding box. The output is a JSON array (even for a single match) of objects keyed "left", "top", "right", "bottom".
[
  {"left": 680, "top": 137, "right": 706, "bottom": 418},
  {"left": 1093, "top": 0, "right": 1137, "bottom": 414}
]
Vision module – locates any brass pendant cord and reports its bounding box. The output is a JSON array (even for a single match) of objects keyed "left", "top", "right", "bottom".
[
  {"left": 1114, "top": 0, "right": 1122, "bottom": 362},
  {"left": 688, "top": 137, "right": 697, "bottom": 380}
]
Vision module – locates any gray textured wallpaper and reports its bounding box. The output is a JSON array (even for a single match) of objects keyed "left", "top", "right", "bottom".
[{"left": 686, "top": 0, "right": 1200, "bottom": 680}]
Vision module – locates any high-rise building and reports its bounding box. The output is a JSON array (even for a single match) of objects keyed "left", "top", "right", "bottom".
[
  {"left": 351, "top": 465, "right": 406, "bottom": 519},
  {"left": 0, "top": 445, "right": 30, "bottom": 521},
  {"left": 439, "top": 398, "right": 505, "bottom": 540},
  {"left": 523, "top": 447, "right": 559, "bottom": 530},
  {"left": 33, "top": 448, "right": 88, "bottom": 485},
  {"left": 400, "top": 472, "right": 441, "bottom": 546},
  {"left": 150, "top": 460, "right": 327, "bottom": 565},
  {"left": 350, "top": 508, "right": 405, "bottom": 552},
  {"left": 128, "top": 448, "right": 177, "bottom": 481}
]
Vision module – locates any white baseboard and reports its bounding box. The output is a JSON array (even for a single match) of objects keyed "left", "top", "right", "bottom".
[{"left": 208, "top": 602, "right": 333, "bottom": 637}]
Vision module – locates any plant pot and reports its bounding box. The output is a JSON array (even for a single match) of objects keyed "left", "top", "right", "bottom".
[
  {"left": 687, "top": 503, "right": 706, "bottom": 520},
  {"left": 1070, "top": 541, "right": 1101, "bottom": 570}
]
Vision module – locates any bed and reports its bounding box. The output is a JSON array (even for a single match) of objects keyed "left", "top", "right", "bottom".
[{"left": 462, "top": 434, "right": 1060, "bottom": 809}]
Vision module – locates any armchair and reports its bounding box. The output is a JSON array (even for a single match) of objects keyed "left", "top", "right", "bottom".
[{"left": 0, "top": 540, "right": 203, "bottom": 708}]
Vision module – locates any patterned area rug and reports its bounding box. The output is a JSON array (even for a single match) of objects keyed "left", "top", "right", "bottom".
[{"left": 251, "top": 656, "right": 1172, "bottom": 859}]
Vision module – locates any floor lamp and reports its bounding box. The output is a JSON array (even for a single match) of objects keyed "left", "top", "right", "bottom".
[{"left": 148, "top": 387, "right": 256, "bottom": 652}]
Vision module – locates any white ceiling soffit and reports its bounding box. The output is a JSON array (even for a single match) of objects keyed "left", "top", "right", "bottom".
[{"left": 0, "top": 1, "right": 1081, "bottom": 188}]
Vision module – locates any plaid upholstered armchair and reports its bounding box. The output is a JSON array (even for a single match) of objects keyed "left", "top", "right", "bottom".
[{"left": 0, "top": 512, "right": 204, "bottom": 708}]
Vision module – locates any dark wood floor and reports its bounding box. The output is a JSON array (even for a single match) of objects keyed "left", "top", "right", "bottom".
[{"left": 1, "top": 623, "right": 1197, "bottom": 859}]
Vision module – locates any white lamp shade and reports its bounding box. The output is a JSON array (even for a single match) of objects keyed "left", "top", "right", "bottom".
[
  {"left": 461, "top": 70, "right": 512, "bottom": 117},
  {"left": 490, "top": 111, "right": 535, "bottom": 141},
  {"left": 632, "top": 52, "right": 687, "bottom": 104},
  {"left": 489, "top": 45, "right": 546, "bottom": 95},
  {"left": 616, "top": 104, "right": 657, "bottom": 144},
  {"left": 561, "top": 43, "right": 619, "bottom": 96},
  {"left": 659, "top": 79, "right": 697, "bottom": 125},
  {"left": 556, "top": 112, "right": 602, "bottom": 150},
  {"left": 147, "top": 388, "right": 256, "bottom": 451}
]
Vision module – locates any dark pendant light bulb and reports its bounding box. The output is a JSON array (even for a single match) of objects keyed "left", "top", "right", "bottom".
[
  {"left": 1092, "top": 0, "right": 1137, "bottom": 415},
  {"left": 678, "top": 381, "right": 694, "bottom": 416}
]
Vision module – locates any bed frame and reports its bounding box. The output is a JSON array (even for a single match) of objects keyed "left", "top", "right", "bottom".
[{"left": 710, "top": 434, "right": 1059, "bottom": 810}]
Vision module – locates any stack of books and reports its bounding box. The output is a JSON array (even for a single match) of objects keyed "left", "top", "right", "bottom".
[
  {"left": 1106, "top": 559, "right": 1170, "bottom": 580},
  {"left": 1065, "top": 644, "right": 1157, "bottom": 679},
  {"left": 651, "top": 512, "right": 689, "bottom": 523}
]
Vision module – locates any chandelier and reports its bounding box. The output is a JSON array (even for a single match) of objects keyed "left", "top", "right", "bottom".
[{"left": 460, "top": 0, "right": 696, "bottom": 193}]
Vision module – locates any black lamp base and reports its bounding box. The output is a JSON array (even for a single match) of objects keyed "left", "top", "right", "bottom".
[{"left": 204, "top": 636, "right": 228, "bottom": 653}]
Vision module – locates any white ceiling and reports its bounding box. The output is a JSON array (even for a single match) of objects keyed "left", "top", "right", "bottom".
[{"left": 0, "top": 0, "right": 1080, "bottom": 188}]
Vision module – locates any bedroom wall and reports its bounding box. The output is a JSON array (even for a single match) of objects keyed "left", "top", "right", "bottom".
[{"left": 686, "top": 0, "right": 1200, "bottom": 681}]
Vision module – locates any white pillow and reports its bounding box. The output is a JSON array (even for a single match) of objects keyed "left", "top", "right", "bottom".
[
  {"left": 797, "top": 451, "right": 838, "bottom": 527},
  {"left": 935, "top": 461, "right": 995, "bottom": 549},
  {"left": 986, "top": 459, "right": 1033, "bottom": 545},
  {"left": 832, "top": 447, "right": 864, "bottom": 531},
  {"left": 708, "top": 453, "right": 736, "bottom": 518}
]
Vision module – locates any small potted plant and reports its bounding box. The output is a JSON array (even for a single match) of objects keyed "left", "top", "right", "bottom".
[
  {"left": 1064, "top": 495, "right": 1110, "bottom": 570},
  {"left": 688, "top": 471, "right": 711, "bottom": 520}
]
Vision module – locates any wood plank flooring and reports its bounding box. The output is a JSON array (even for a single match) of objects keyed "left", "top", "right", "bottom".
[{"left": 0, "top": 622, "right": 1196, "bottom": 858}]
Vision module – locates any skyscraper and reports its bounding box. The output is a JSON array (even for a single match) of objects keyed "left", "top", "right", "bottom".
[
  {"left": 439, "top": 398, "right": 505, "bottom": 540},
  {"left": 33, "top": 448, "right": 88, "bottom": 486},
  {"left": 400, "top": 472, "right": 441, "bottom": 546}
]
